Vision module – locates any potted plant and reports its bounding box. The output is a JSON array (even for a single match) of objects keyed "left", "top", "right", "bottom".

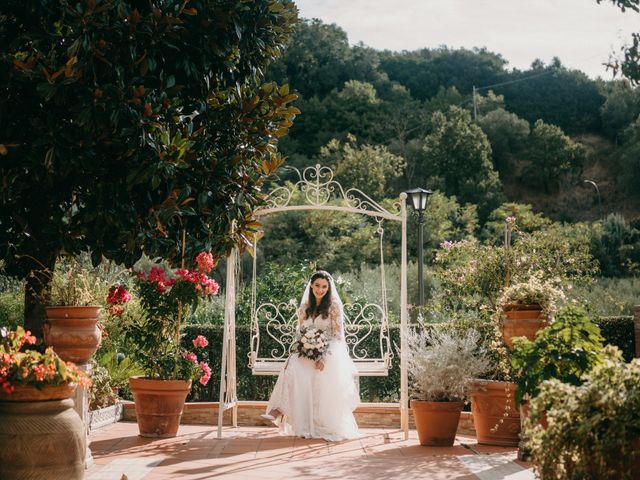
[
  {"left": 498, "top": 276, "right": 566, "bottom": 348},
  {"left": 0, "top": 326, "right": 91, "bottom": 479},
  {"left": 524, "top": 347, "right": 640, "bottom": 479},
  {"left": 510, "top": 305, "right": 605, "bottom": 407},
  {"left": 113, "top": 252, "right": 218, "bottom": 437},
  {"left": 43, "top": 258, "right": 107, "bottom": 364},
  {"left": 406, "top": 325, "right": 492, "bottom": 446}
]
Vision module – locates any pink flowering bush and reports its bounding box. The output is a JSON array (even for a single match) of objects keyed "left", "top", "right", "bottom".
[
  {"left": 0, "top": 326, "right": 91, "bottom": 397},
  {"left": 107, "top": 253, "right": 218, "bottom": 383}
]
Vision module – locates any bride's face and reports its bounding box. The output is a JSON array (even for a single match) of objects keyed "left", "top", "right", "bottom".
[{"left": 311, "top": 278, "right": 329, "bottom": 302}]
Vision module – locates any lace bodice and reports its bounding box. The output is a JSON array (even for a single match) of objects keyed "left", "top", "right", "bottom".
[{"left": 298, "top": 303, "right": 343, "bottom": 339}]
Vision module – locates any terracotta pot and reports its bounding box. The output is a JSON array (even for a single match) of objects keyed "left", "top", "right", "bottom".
[
  {"left": 129, "top": 376, "right": 192, "bottom": 438},
  {"left": 0, "top": 386, "right": 85, "bottom": 480},
  {"left": 502, "top": 304, "right": 548, "bottom": 348},
  {"left": 470, "top": 380, "right": 520, "bottom": 447},
  {"left": 411, "top": 399, "right": 463, "bottom": 446},
  {"left": 0, "top": 383, "right": 77, "bottom": 402},
  {"left": 44, "top": 306, "right": 102, "bottom": 364}
]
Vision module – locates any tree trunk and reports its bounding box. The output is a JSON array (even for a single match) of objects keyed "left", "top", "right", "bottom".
[{"left": 23, "top": 252, "right": 57, "bottom": 342}]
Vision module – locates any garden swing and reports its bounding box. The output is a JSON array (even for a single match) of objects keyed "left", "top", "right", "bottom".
[{"left": 217, "top": 164, "right": 410, "bottom": 439}]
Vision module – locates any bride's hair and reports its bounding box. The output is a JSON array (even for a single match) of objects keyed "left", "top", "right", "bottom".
[{"left": 304, "top": 270, "right": 333, "bottom": 320}]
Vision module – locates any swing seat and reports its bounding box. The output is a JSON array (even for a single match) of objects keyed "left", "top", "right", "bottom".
[{"left": 249, "top": 352, "right": 392, "bottom": 377}]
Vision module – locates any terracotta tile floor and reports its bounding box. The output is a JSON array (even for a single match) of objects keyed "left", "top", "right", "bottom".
[{"left": 86, "top": 422, "right": 535, "bottom": 480}]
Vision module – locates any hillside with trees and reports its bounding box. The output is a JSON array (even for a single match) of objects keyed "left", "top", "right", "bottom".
[{"left": 265, "top": 18, "right": 640, "bottom": 226}]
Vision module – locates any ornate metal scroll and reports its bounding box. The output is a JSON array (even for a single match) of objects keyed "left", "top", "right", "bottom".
[{"left": 256, "top": 164, "right": 402, "bottom": 221}]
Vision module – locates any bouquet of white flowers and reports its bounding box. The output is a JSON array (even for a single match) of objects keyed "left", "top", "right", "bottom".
[{"left": 295, "top": 326, "right": 330, "bottom": 361}]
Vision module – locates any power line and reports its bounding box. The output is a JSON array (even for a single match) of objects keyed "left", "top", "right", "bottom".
[{"left": 473, "top": 68, "right": 556, "bottom": 120}]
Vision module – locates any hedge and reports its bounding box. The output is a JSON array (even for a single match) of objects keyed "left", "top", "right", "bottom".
[{"left": 182, "top": 315, "right": 636, "bottom": 402}]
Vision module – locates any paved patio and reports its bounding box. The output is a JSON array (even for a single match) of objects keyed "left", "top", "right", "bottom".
[{"left": 86, "top": 422, "right": 535, "bottom": 480}]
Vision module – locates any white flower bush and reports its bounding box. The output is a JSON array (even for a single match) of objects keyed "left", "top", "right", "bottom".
[{"left": 406, "top": 327, "right": 492, "bottom": 402}]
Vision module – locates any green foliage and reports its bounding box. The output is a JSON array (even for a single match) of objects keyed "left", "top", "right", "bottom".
[
  {"left": 257, "top": 190, "right": 383, "bottom": 274},
  {"left": 481, "top": 203, "right": 551, "bottom": 244},
  {"left": 379, "top": 47, "right": 506, "bottom": 102},
  {"left": 600, "top": 80, "right": 640, "bottom": 141},
  {"left": 590, "top": 213, "right": 640, "bottom": 277},
  {"left": 478, "top": 108, "right": 530, "bottom": 174},
  {"left": 594, "top": 316, "right": 635, "bottom": 361},
  {"left": 616, "top": 117, "right": 640, "bottom": 194},
  {"left": 237, "top": 262, "right": 314, "bottom": 325},
  {"left": 406, "top": 327, "right": 492, "bottom": 402},
  {"left": 499, "top": 277, "right": 566, "bottom": 315},
  {"left": 267, "top": 19, "right": 383, "bottom": 99},
  {"left": 96, "top": 351, "right": 145, "bottom": 392},
  {"left": 510, "top": 306, "right": 605, "bottom": 404},
  {"left": 88, "top": 364, "right": 118, "bottom": 411},
  {"left": 434, "top": 221, "right": 598, "bottom": 311},
  {"left": 571, "top": 277, "right": 640, "bottom": 316},
  {"left": 420, "top": 106, "right": 503, "bottom": 219},
  {"left": 525, "top": 119, "right": 586, "bottom": 193},
  {"left": 0, "top": 0, "right": 299, "bottom": 336},
  {"left": 525, "top": 349, "right": 640, "bottom": 480},
  {"left": 501, "top": 61, "right": 604, "bottom": 134},
  {"left": 319, "top": 135, "right": 405, "bottom": 199},
  {"left": 0, "top": 275, "right": 23, "bottom": 330},
  {"left": 46, "top": 256, "right": 110, "bottom": 307}
]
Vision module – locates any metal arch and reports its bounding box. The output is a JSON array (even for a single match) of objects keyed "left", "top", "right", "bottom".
[
  {"left": 254, "top": 164, "right": 404, "bottom": 223},
  {"left": 240, "top": 164, "right": 409, "bottom": 440}
]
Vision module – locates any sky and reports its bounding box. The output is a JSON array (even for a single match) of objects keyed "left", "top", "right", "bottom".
[{"left": 294, "top": 0, "right": 639, "bottom": 79}]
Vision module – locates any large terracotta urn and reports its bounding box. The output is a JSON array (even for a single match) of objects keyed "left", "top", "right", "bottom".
[
  {"left": 129, "top": 376, "right": 192, "bottom": 438},
  {"left": 501, "top": 304, "right": 548, "bottom": 348},
  {"left": 44, "top": 306, "right": 102, "bottom": 363},
  {"left": 411, "top": 400, "right": 464, "bottom": 446},
  {"left": 470, "top": 379, "right": 520, "bottom": 447},
  {"left": 0, "top": 384, "right": 85, "bottom": 480}
]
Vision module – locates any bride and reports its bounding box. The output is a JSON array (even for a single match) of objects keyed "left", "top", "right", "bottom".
[{"left": 262, "top": 270, "right": 360, "bottom": 441}]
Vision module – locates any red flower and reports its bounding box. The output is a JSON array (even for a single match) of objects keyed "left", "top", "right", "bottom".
[{"left": 107, "top": 285, "right": 132, "bottom": 306}]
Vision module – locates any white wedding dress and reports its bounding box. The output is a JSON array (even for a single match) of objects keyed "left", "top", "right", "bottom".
[{"left": 265, "top": 298, "right": 360, "bottom": 441}]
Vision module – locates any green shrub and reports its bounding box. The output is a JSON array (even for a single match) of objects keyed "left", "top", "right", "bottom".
[
  {"left": 0, "top": 290, "right": 24, "bottom": 330},
  {"left": 595, "top": 315, "right": 635, "bottom": 361},
  {"left": 525, "top": 349, "right": 640, "bottom": 480},
  {"left": 511, "top": 306, "right": 605, "bottom": 404}
]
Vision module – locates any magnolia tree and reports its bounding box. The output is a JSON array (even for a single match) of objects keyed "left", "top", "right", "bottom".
[{"left": 0, "top": 0, "right": 299, "bottom": 337}]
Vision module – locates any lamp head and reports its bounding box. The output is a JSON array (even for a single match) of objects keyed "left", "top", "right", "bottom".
[{"left": 405, "top": 187, "right": 433, "bottom": 213}]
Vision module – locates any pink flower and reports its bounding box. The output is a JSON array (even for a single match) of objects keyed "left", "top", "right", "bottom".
[
  {"left": 196, "top": 252, "right": 215, "bottom": 273},
  {"left": 199, "top": 361, "right": 212, "bottom": 386},
  {"left": 202, "top": 277, "right": 219, "bottom": 296},
  {"left": 192, "top": 335, "right": 209, "bottom": 348},
  {"left": 182, "top": 351, "right": 198, "bottom": 363}
]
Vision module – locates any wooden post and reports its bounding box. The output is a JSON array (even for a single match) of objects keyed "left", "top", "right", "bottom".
[{"left": 634, "top": 305, "right": 640, "bottom": 359}]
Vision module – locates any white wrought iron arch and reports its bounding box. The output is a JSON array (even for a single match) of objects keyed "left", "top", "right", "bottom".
[{"left": 218, "top": 164, "right": 409, "bottom": 440}]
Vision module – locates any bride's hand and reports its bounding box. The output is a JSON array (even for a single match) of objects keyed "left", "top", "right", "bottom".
[{"left": 315, "top": 360, "right": 325, "bottom": 371}]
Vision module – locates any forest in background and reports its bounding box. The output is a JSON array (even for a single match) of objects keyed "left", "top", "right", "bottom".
[
  {"left": 263, "top": 18, "right": 640, "bottom": 224},
  {"left": 233, "top": 17, "right": 640, "bottom": 309}
]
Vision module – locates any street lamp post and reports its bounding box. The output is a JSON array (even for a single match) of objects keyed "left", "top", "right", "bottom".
[
  {"left": 583, "top": 179, "right": 603, "bottom": 219},
  {"left": 405, "top": 188, "right": 433, "bottom": 306}
]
